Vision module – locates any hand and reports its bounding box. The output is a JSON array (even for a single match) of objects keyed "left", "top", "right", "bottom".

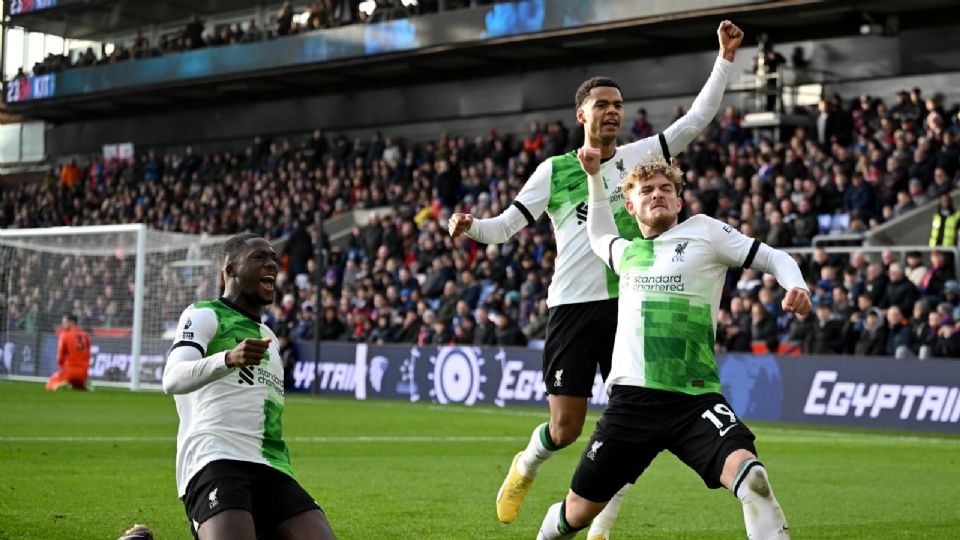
[
  {"left": 717, "top": 20, "right": 744, "bottom": 61},
  {"left": 781, "top": 288, "right": 811, "bottom": 320},
  {"left": 225, "top": 338, "right": 272, "bottom": 367},
  {"left": 448, "top": 213, "right": 474, "bottom": 239},
  {"left": 576, "top": 146, "right": 602, "bottom": 176}
]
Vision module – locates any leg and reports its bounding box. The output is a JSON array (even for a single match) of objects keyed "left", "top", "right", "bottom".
[
  {"left": 586, "top": 483, "right": 629, "bottom": 540},
  {"left": 497, "top": 395, "right": 589, "bottom": 523},
  {"left": 537, "top": 491, "right": 606, "bottom": 540},
  {"left": 197, "top": 509, "right": 256, "bottom": 540},
  {"left": 46, "top": 371, "right": 68, "bottom": 391},
  {"left": 724, "top": 451, "right": 790, "bottom": 539},
  {"left": 547, "top": 395, "right": 588, "bottom": 448},
  {"left": 274, "top": 508, "right": 336, "bottom": 540},
  {"left": 499, "top": 299, "right": 613, "bottom": 524}
]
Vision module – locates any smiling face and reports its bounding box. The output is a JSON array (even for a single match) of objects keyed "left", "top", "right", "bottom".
[
  {"left": 224, "top": 237, "right": 279, "bottom": 309},
  {"left": 577, "top": 86, "right": 624, "bottom": 147}
]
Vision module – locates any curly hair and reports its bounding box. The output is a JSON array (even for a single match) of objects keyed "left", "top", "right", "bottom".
[{"left": 620, "top": 155, "right": 684, "bottom": 196}]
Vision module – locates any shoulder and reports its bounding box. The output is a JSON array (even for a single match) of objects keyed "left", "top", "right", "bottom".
[
  {"left": 546, "top": 150, "right": 581, "bottom": 171},
  {"left": 180, "top": 302, "right": 220, "bottom": 326}
]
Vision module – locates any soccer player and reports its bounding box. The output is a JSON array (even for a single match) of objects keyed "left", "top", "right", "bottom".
[
  {"left": 46, "top": 314, "right": 91, "bottom": 391},
  {"left": 448, "top": 21, "right": 744, "bottom": 537},
  {"left": 163, "top": 233, "right": 336, "bottom": 540},
  {"left": 534, "top": 146, "right": 810, "bottom": 539}
]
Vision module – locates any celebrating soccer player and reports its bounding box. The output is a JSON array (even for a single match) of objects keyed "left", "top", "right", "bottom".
[
  {"left": 533, "top": 143, "right": 811, "bottom": 540},
  {"left": 163, "top": 233, "right": 336, "bottom": 540},
  {"left": 449, "top": 20, "right": 744, "bottom": 538}
]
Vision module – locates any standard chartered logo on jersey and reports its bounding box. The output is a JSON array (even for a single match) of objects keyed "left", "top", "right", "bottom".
[{"left": 629, "top": 273, "right": 684, "bottom": 293}]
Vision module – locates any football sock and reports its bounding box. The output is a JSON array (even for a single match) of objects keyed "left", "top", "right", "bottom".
[
  {"left": 731, "top": 460, "right": 790, "bottom": 540},
  {"left": 587, "top": 483, "right": 628, "bottom": 538},
  {"left": 518, "top": 422, "right": 559, "bottom": 478},
  {"left": 537, "top": 500, "right": 586, "bottom": 540}
]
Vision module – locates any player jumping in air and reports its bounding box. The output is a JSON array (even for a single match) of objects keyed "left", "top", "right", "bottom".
[
  {"left": 449, "top": 20, "right": 744, "bottom": 539},
  {"left": 534, "top": 144, "right": 810, "bottom": 539},
  {"left": 163, "top": 233, "right": 336, "bottom": 540}
]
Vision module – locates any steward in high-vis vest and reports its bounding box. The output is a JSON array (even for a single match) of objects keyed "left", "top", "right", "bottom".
[{"left": 930, "top": 194, "right": 960, "bottom": 247}]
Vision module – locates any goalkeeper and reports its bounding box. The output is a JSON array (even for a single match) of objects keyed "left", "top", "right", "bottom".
[
  {"left": 45, "top": 314, "right": 91, "bottom": 391},
  {"left": 163, "top": 233, "right": 336, "bottom": 540}
]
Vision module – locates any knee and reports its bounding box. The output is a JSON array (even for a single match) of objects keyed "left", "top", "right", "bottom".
[{"left": 548, "top": 419, "right": 582, "bottom": 448}]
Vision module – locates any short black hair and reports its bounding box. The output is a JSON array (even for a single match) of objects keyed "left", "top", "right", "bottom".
[
  {"left": 64, "top": 313, "right": 78, "bottom": 324},
  {"left": 218, "top": 232, "right": 261, "bottom": 269},
  {"left": 575, "top": 77, "right": 621, "bottom": 109}
]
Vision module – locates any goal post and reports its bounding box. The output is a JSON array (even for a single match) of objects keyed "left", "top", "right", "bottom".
[{"left": 0, "top": 224, "right": 227, "bottom": 390}]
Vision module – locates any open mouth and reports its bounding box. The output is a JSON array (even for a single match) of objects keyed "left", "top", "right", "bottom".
[
  {"left": 260, "top": 275, "right": 276, "bottom": 292},
  {"left": 602, "top": 119, "right": 619, "bottom": 129}
]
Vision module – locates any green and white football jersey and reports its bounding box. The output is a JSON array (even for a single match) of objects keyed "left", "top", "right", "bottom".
[
  {"left": 169, "top": 298, "right": 290, "bottom": 497},
  {"left": 515, "top": 139, "right": 667, "bottom": 307},
  {"left": 604, "top": 215, "right": 759, "bottom": 396},
  {"left": 474, "top": 57, "right": 734, "bottom": 308}
]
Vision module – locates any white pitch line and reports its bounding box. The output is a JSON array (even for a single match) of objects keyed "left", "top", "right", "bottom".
[
  {"left": 2, "top": 431, "right": 958, "bottom": 445},
  {"left": 0, "top": 435, "right": 525, "bottom": 443}
]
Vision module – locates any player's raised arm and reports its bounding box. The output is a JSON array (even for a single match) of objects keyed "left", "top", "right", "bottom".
[
  {"left": 579, "top": 145, "right": 625, "bottom": 273},
  {"left": 449, "top": 159, "right": 552, "bottom": 243},
  {"left": 657, "top": 20, "right": 743, "bottom": 157}
]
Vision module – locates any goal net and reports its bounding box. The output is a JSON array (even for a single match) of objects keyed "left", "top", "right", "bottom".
[{"left": 0, "top": 225, "right": 227, "bottom": 389}]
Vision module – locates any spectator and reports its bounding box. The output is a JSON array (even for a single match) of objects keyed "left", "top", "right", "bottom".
[
  {"left": 318, "top": 306, "right": 346, "bottom": 341},
  {"left": 854, "top": 307, "right": 888, "bottom": 356},
  {"left": 494, "top": 314, "right": 526, "bottom": 346},
  {"left": 864, "top": 263, "right": 889, "bottom": 306},
  {"left": 880, "top": 262, "right": 920, "bottom": 315},
  {"left": 904, "top": 251, "right": 927, "bottom": 288},
  {"left": 885, "top": 305, "right": 914, "bottom": 358},
  {"left": 473, "top": 307, "right": 497, "bottom": 346},
  {"left": 929, "top": 194, "right": 960, "bottom": 247},
  {"left": 183, "top": 15, "right": 205, "bottom": 49},
  {"left": 750, "top": 303, "right": 779, "bottom": 353},
  {"left": 276, "top": 1, "right": 295, "bottom": 36},
  {"left": 804, "top": 301, "right": 845, "bottom": 354},
  {"left": 630, "top": 108, "right": 653, "bottom": 140}
]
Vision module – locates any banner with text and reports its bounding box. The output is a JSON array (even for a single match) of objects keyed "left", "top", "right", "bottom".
[{"left": 291, "top": 343, "right": 960, "bottom": 434}]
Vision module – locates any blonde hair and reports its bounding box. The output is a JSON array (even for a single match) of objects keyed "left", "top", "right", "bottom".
[{"left": 620, "top": 154, "right": 684, "bottom": 196}]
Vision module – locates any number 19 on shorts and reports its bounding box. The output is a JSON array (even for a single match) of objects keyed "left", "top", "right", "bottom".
[{"left": 701, "top": 404, "right": 739, "bottom": 436}]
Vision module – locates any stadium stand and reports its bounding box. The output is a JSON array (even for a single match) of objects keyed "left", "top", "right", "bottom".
[
  {"left": 4, "top": 0, "right": 960, "bottom": 367},
  {"left": 3, "top": 83, "right": 960, "bottom": 359}
]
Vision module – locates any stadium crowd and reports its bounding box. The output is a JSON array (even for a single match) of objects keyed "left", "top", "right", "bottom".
[
  {"left": 3, "top": 84, "right": 960, "bottom": 359},
  {"left": 25, "top": 0, "right": 488, "bottom": 77}
]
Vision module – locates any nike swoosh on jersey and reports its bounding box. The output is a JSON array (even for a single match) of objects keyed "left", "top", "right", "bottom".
[
  {"left": 719, "top": 424, "right": 738, "bottom": 437},
  {"left": 567, "top": 181, "right": 582, "bottom": 191},
  {"left": 235, "top": 337, "right": 246, "bottom": 343}
]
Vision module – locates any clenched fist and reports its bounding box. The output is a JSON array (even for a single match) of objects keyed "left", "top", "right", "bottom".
[
  {"left": 226, "top": 338, "right": 272, "bottom": 368},
  {"left": 718, "top": 20, "right": 744, "bottom": 61},
  {"left": 781, "top": 288, "right": 812, "bottom": 320},
  {"left": 448, "top": 213, "right": 474, "bottom": 239},
  {"left": 576, "top": 146, "right": 602, "bottom": 176}
]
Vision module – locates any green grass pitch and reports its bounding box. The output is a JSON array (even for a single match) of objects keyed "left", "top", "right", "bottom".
[{"left": 1, "top": 380, "right": 958, "bottom": 539}]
